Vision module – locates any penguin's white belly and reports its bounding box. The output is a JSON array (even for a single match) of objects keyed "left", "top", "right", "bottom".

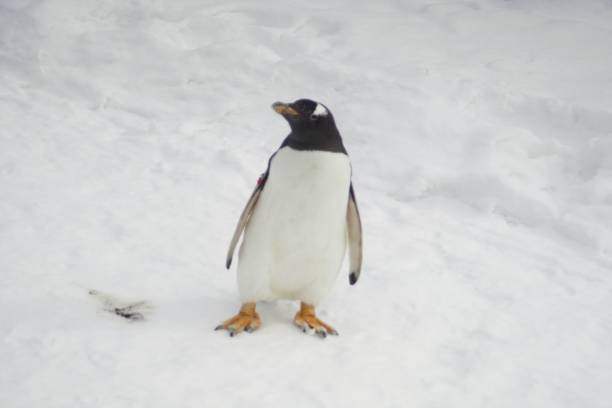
[{"left": 237, "top": 147, "right": 351, "bottom": 305}]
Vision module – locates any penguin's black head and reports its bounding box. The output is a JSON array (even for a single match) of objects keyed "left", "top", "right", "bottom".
[
  {"left": 272, "top": 99, "right": 335, "bottom": 131},
  {"left": 271, "top": 98, "right": 346, "bottom": 153}
]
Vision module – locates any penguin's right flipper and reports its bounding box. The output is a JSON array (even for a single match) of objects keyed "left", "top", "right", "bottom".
[
  {"left": 347, "top": 183, "right": 363, "bottom": 285},
  {"left": 225, "top": 174, "right": 266, "bottom": 269}
]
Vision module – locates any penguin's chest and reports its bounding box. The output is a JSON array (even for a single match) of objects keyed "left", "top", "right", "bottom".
[
  {"left": 239, "top": 147, "right": 351, "bottom": 296},
  {"left": 263, "top": 147, "right": 351, "bottom": 242}
]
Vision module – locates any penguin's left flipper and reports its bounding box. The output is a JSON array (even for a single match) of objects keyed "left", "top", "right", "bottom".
[
  {"left": 225, "top": 174, "right": 267, "bottom": 269},
  {"left": 347, "top": 183, "right": 362, "bottom": 285}
]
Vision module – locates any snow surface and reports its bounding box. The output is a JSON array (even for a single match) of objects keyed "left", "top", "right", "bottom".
[{"left": 2, "top": 0, "right": 612, "bottom": 407}]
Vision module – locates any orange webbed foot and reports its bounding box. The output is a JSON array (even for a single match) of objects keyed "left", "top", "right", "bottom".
[
  {"left": 294, "top": 302, "right": 338, "bottom": 338},
  {"left": 215, "top": 303, "right": 261, "bottom": 337}
]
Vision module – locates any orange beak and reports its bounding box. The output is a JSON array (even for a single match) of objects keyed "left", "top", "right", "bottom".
[{"left": 272, "top": 102, "right": 299, "bottom": 116}]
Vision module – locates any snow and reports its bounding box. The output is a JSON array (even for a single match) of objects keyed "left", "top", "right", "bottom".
[{"left": 1, "top": 0, "right": 612, "bottom": 407}]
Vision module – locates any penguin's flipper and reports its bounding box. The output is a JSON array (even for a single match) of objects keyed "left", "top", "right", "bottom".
[
  {"left": 347, "top": 183, "right": 362, "bottom": 285},
  {"left": 225, "top": 175, "right": 266, "bottom": 269}
]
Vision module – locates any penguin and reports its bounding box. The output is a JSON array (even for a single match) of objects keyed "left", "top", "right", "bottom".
[{"left": 216, "top": 99, "right": 362, "bottom": 338}]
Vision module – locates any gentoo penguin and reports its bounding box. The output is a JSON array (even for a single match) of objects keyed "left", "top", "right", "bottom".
[{"left": 216, "top": 99, "right": 362, "bottom": 338}]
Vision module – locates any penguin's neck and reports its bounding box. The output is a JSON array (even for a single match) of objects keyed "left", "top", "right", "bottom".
[{"left": 281, "top": 128, "right": 347, "bottom": 154}]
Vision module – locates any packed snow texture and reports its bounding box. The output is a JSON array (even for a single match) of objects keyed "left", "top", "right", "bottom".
[{"left": 2, "top": 0, "right": 612, "bottom": 407}]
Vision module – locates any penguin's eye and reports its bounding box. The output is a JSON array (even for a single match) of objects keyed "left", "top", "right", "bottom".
[{"left": 309, "top": 113, "right": 318, "bottom": 121}]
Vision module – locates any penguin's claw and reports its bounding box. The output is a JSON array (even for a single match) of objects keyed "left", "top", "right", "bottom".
[
  {"left": 294, "top": 303, "right": 338, "bottom": 338},
  {"left": 215, "top": 303, "right": 261, "bottom": 337}
]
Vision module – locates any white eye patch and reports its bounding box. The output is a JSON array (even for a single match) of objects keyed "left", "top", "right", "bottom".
[{"left": 312, "top": 103, "right": 328, "bottom": 117}]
